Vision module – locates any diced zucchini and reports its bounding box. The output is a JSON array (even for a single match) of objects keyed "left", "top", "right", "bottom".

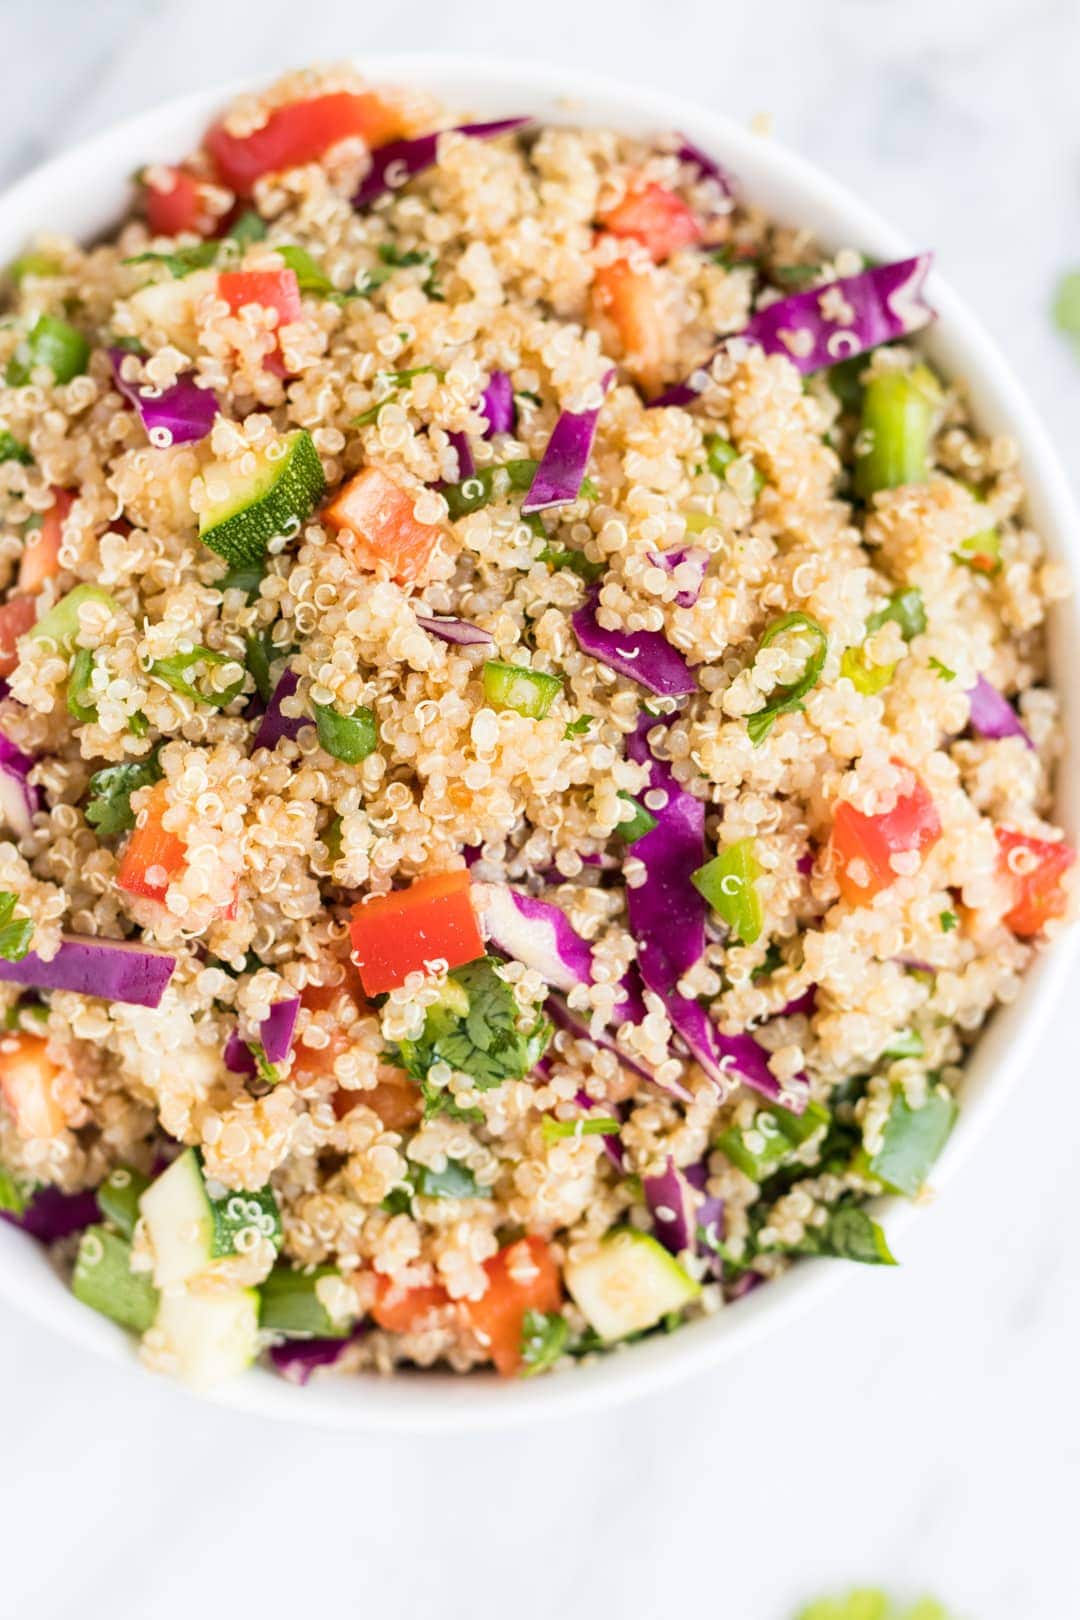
[
  {"left": 717, "top": 1098, "right": 829, "bottom": 1182},
  {"left": 72, "top": 1225, "right": 158, "bottom": 1332},
  {"left": 96, "top": 1163, "right": 151, "bottom": 1239},
  {"left": 151, "top": 1284, "right": 259, "bottom": 1390},
  {"left": 199, "top": 429, "right": 325, "bottom": 566},
  {"left": 31, "top": 584, "right": 119, "bottom": 652},
  {"left": 482, "top": 661, "right": 562, "bottom": 719},
  {"left": 869, "top": 1083, "right": 957, "bottom": 1197},
  {"left": 139, "top": 1148, "right": 282, "bottom": 1287},
  {"left": 564, "top": 1227, "right": 700, "bottom": 1343},
  {"left": 208, "top": 1179, "right": 282, "bottom": 1258},
  {"left": 258, "top": 1264, "right": 355, "bottom": 1338},
  {"left": 127, "top": 268, "right": 217, "bottom": 350}
]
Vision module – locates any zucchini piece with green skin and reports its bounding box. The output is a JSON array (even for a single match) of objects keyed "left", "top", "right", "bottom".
[
  {"left": 199, "top": 429, "right": 325, "bottom": 567},
  {"left": 151, "top": 1284, "right": 260, "bottom": 1390},
  {"left": 259, "top": 1264, "right": 356, "bottom": 1338},
  {"left": 31, "top": 585, "right": 120, "bottom": 653},
  {"left": 139, "top": 1147, "right": 282, "bottom": 1287},
  {"left": 564, "top": 1228, "right": 701, "bottom": 1342},
  {"left": 96, "top": 1163, "right": 151, "bottom": 1239},
  {"left": 72, "top": 1225, "right": 158, "bottom": 1332}
]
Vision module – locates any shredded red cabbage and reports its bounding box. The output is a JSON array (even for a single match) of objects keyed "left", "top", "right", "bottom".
[
  {"left": 353, "top": 118, "right": 531, "bottom": 209},
  {"left": 3, "top": 1183, "right": 99, "bottom": 1242},
  {"left": 521, "top": 370, "right": 613, "bottom": 514},
  {"left": 0, "top": 935, "right": 176, "bottom": 1008},
  {"left": 447, "top": 429, "right": 476, "bottom": 481},
  {"left": 479, "top": 884, "right": 594, "bottom": 991},
  {"left": 776, "top": 986, "right": 817, "bottom": 1019},
  {"left": 967, "top": 674, "right": 1033, "bottom": 748},
  {"left": 0, "top": 732, "right": 40, "bottom": 839},
  {"left": 647, "top": 545, "right": 708, "bottom": 607},
  {"left": 415, "top": 615, "right": 493, "bottom": 647},
  {"left": 261, "top": 996, "right": 300, "bottom": 1064},
  {"left": 109, "top": 348, "right": 217, "bottom": 446},
  {"left": 253, "top": 669, "right": 305, "bottom": 751},
  {"left": 644, "top": 1156, "right": 695, "bottom": 1254},
  {"left": 684, "top": 1159, "right": 724, "bottom": 1275},
  {"left": 571, "top": 587, "right": 696, "bottom": 697},
  {"left": 674, "top": 136, "right": 734, "bottom": 198},
  {"left": 268, "top": 1327, "right": 365, "bottom": 1384},
  {"left": 224, "top": 1028, "right": 253, "bottom": 1075},
  {"left": 547, "top": 996, "right": 665, "bottom": 1094},
  {"left": 480, "top": 371, "right": 515, "bottom": 437}
]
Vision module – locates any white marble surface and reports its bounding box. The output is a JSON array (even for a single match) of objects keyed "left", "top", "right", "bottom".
[{"left": 2, "top": 3, "right": 1080, "bottom": 1617}]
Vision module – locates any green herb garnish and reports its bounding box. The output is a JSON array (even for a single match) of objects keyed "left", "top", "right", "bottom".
[
  {"left": 519, "top": 1309, "right": 569, "bottom": 1375},
  {"left": 0, "top": 892, "right": 33, "bottom": 962},
  {"left": 85, "top": 751, "right": 163, "bottom": 837},
  {"left": 746, "top": 612, "right": 828, "bottom": 745}
]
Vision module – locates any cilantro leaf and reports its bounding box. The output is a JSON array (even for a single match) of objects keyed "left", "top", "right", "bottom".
[
  {"left": 85, "top": 751, "right": 162, "bottom": 837},
  {"left": 0, "top": 892, "right": 32, "bottom": 962},
  {"left": 393, "top": 958, "right": 551, "bottom": 1091},
  {"left": 519, "top": 1309, "right": 569, "bottom": 1376},
  {"left": 123, "top": 241, "right": 220, "bottom": 279},
  {"left": 795, "top": 1201, "right": 897, "bottom": 1265},
  {"left": 412, "top": 1159, "right": 490, "bottom": 1200}
]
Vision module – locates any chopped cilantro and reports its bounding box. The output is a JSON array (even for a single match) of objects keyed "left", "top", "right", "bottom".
[
  {"left": 85, "top": 750, "right": 163, "bottom": 837},
  {"left": 123, "top": 241, "right": 220, "bottom": 279},
  {"left": 412, "top": 1159, "right": 490, "bottom": 1200},
  {"left": 351, "top": 366, "right": 443, "bottom": 428},
  {"left": 940, "top": 909, "right": 958, "bottom": 933},
  {"left": 928, "top": 656, "right": 955, "bottom": 681},
  {"left": 0, "top": 431, "right": 32, "bottom": 465},
  {"left": 563, "top": 714, "right": 594, "bottom": 739},
  {"left": 392, "top": 957, "right": 551, "bottom": 1092},
  {"left": 149, "top": 647, "right": 244, "bottom": 709},
  {"left": 795, "top": 1201, "right": 896, "bottom": 1265},
  {"left": 0, "top": 892, "right": 33, "bottom": 962},
  {"left": 227, "top": 210, "right": 268, "bottom": 246}
]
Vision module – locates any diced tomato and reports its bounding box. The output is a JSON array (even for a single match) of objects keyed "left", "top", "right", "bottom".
[
  {"left": 206, "top": 92, "right": 407, "bottom": 195},
  {"left": 324, "top": 465, "right": 442, "bottom": 585},
  {"left": 597, "top": 179, "right": 702, "bottom": 262},
  {"left": 370, "top": 1273, "right": 452, "bottom": 1334},
  {"left": 333, "top": 1066, "right": 423, "bottom": 1130},
  {"left": 18, "top": 488, "right": 71, "bottom": 595},
  {"left": 593, "top": 254, "right": 670, "bottom": 396},
  {"left": 218, "top": 268, "right": 303, "bottom": 328},
  {"left": 141, "top": 166, "right": 213, "bottom": 237},
  {"left": 116, "top": 780, "right": 186, "bottom": 903},
  {"left": 995, "top": 827, "right": 1075, "bottom": 936},
  {"left": 830, "top": 768, "right": 942, "bottom": 906},
  {"left": 0, "top": 595, "right": 38, "bottom": 677},
  {"left": 0, "top": 1032, "right": 66, "bottom": 1139},
  {"left": 463, "top": 1236, "right": 562, "bottom": 1377},
  {"left": 349, "top": 870, "right": 483, "bottom": 996}
]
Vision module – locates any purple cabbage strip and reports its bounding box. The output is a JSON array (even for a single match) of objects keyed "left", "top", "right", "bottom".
[
  {"left": 478, "top": 884, "right": 594, "bottom": 992},
  {"left": 647, "top": 377, "right": 712, "bottom": 410},
  {"left": 261, "top": 996, "right": 299, "bottom": 1065},
  {"left": 0, "top": 732, "right": 41, "bottom": 839},
  {"left": 109, "top": 348, "right": 217, "bottom": 447},
  {"left": 644, "top": 1156, "right": 695, "bottom": 1255},
  {"left": 727, "top": 1270, "right": 763, "bottom": 1302},
  {"left": 353, "top": 118, "right": 531, "bottom": 209},
  {"left": 521, "top": 369, "right": 614, "bottom": 514},
  {"left": 573, "top": 1088, "right": 626, "bottom": 1171},
  {"left": 776, "top": 986, "right": 817, "bottom": 1020},
  {"left": 547, "top": 995, "right": 665, "bottom": 1095},
  {"left": 674, "top": 135, "right": 734, "bottom": 199},
  {"left": 480, "top": 370, "right": 515, "bottom": 437},
  {"left": 685, "top": 1159, "right": 724, "bottom": 1277},
  {"left": 571, "top": 586, "right": 696, "bottom": 698},
  {"left": 0, "top": 935, "right": 176, "bottom": 1009},
  {"left": 268, "top": 1325, "right": 366, "bottom": 1385},
  {"left": 224, "top": 1028, "right": 255, "bottom": 1076},
  {"left": 253, "top": 669, "right": 305, "bottom": 752},
  {"left": 647, "top": 545, "right": 708, "bottom": 608},
  {"left": 414, "top": 615, "right": 493, "bottom": 647},
  {"left": 967, "top": 674, "right": 1033, "bottom": 749},
  {"left": 447, "top": 429, "right": 476, "bottom": 482},
  {"left": 3, "top": 1183, "right": 99, "bottom": 1243}
]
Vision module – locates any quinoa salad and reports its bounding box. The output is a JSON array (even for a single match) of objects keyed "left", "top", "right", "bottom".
[{"left": 0, "top": 66, "right": 1073, "bottom": 1392}]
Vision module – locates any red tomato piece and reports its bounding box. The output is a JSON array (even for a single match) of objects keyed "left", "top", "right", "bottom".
[
  {"left": 463, "top": 1236, "right": 562, "bottom": 1377},
  {"left": 349, "top": 870, "right": 483, "bottom": 995},
  {"left": 995, "top": 827, "right": 1075, "bottom": 936},
  {"left": 831, "top": 769, "right": 941, "bottom": 905},
  {"left": 18, "top": 487, "right": 71, "bottom": 595},
  {"left": 0, "top": 595, "right": 38, "bottom": 677},
  {"left": 324, "top": 465, "right": 442, "bottom": 585},
  {"left": 218, "top": 268, "right": 303, "bottom": 328},
  {"left": 370, "top": 1274, "right": 452, "bottom": 1334},
  {"left": 333, "top": 1067, "right": 423, "bottom": 1131},
  {"left": 142, "top": 167, "right": 213, "bottom": 237},
  {"left": 597, "top": 179, "right": 702, "bottom": 262},
  {"left": 116, "top": 780, "right": 187, "bottom": 902},
  {"left": 593, "top": 254, "right": 670, "bottom": 396},
  {"left": 0, "top": 1032, "right": 67, "bottom": 1139},
  {"left": 206, "top": 92, "right": 406, "bottom": 195}
]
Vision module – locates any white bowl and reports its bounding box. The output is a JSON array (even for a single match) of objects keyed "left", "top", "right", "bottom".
[{"left": 1, "top": 55, "right": 1077, "bottom": 1432}]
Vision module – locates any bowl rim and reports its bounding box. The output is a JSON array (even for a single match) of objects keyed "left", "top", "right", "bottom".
[{"left": 0, "top": 52, "right": 1077, "bottom": 1432}]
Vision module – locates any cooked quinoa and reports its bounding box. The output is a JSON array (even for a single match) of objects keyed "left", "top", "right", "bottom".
[{"left": 0, "top": 65, "right": 1073, "bottom": 1391}]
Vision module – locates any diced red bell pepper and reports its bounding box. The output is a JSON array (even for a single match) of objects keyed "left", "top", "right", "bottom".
[
  {"left": 463, "top": 1236, "right": 562, "bottom": 1377},
  {"left": 0, "top": 1032, "right": 66, "bottom": 1139},
  {"left": 369, "top": 1274, "right": 452, "bottom": 1334},
  {"left": 593, "top": 253, "right": 670, "bottom": 396},
  {"left": 830, "top": 768, "right": 941, "bottom": 905},
  {"left": 995, "top": 827, "right": 1075, "bottom": 936},
  {"left": 218, "top": 267, "right": 303, "bottom": 328},
  {"left": 333, "top": 1066, "right": 423, "bottom": 1130},
  {"left": 141, "top": 166, "right": 213, "bottom": 237},
  {"left": 206, "top": 92, "right": 407, "bottom": 195},
  {"left": 18, "top": 488, "right": 71, "bottom": 595},
  {"left": 116, "top": 780, "right": 186, "bottom": 902},
  {"left": 597, "top": 179, "right": 702, "bottom": 262},
  {"left": 0, "top": 595, "right": 38, "bottom": 677},
  {"left": 349, "top": 870, "right": 483, "bottom": 995},
  {"left": 324, "top": 465, "right": 442, "bottom": 585}
]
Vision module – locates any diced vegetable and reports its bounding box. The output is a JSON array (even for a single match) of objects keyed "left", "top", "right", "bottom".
[
  {"left": 0, "top": 891, "right": 32, "bottom": 962},
  {"left": 313, "top": 701, "right": 378, "bottom": 762},
  {"left": 349, "top": 869, "right": 483, "bottom": 995},
  {"left": 746, "top": 612, "right": 828, "bottom": 745},
  {"left": 259, "top": 1263, "right": 356, "bottom": 1338},
  {"left": 139, "top": 1148, "right": 281, "bottom": 1288},
  {"left": 646, "top": 543, "right": 708, "bottom": 606},
  {"left": 476, "top": 884, "right": 594, "bottom": 993},
  {"left": 18, "top": 487, "right": 70, "bottom": 594},
  {"left": 109, "top": 349, "right": 217, "bottom": 447},
  {"left": 995, "top": 827, "right": 1075, "bottom": 936},
  {"left": 745, "top": 256, "right": 934, "bottom": 377},
  {"left": 116, "top": 780, "right": 185, "bottom": 902},
  {"left": 252, "top": 668, "right": 305, "bottom": 751},
  {"left": 954, "top": 522, "right": 1001, "bottom": 574},
  {"left": 85, "top": 752, "right": 162, "bottom": 837},
  {"left": 6, "top": 313, "right": 90, "bottom": 386},
  {"left": 353, "top": 118, "right": 530, "bottom": 209},
  {"left": 597, "top": 179, "right": 702, "bottom": 262},
  {"left": 869, "top": 587, "right": 926, "bottom": 641},
  {"left": 853, "top": 365, "right": 942, "bottom": 497},
  {"left": 218, "top": 266, "right": 302, "bottom": 328},
  {"left": 718, "top": 1098, "right": 829, "bottom": 1181},
  {"left": 571, "top": 586, "right": 696, "bottom": 697},
  {"left": 260, "top": 996, "right": 300, "bottom": 1065},
  {"left": 795, "top": 1202, "right": 897, "bottom": 1264},
  {"left": 441, "top": 458, "right": 535, "bottom": 520},
  {"left": 323, "top": 464, "right": 441, "bottom": 584},
  {"left": 593, "top": 257, "right": 668, "bottom": 394},
  {"left": 140, "top": 166, "right": 212, "bottom": 237},
  {"left": 72, "top": 1224, "right": 158, "bottom": 1332},
  {"left": 369, "top": 1275, "right": 450, "bottom": 1333},
  {"left": 199, "top": 429, "right": 324, "bottom": 567},
  {"left": 674, "top": 136, "right": 733, "bottom": 197},
  {"left": 521, "top": 371, "right": 612, "bottom": 514},
  {"left": 0, "top": 595, "right": 37, "bottom": 677},
  {"left": 0, "top": 934, "right": 176, "bottom": 1008},
  {"left": 480, "top": 370, "right": 515, "bottom": 436},
  {"left": 0, "top": 1031, "right": 66, "bottom": 1138},
  {"left": 614, "top": 791, "right": 657, "bottom": 844},
  {"left": 152, "top": 1284, "right": 260, "bottom": 1389},
  {"left": 643, "top": 1157, "right": 696, "bottom": 1255},
  {"left": 96, "top": 1163, "right": 151, "bottom": 1239},
  {"left": 831, "top": 771, "right": 941, "bottom": 906},
  {"left": 519, "top": 1309, "right": 569, "bottom": 1376},
  {"left": 692, "top": 838, "right": 763, "bottom": 945},
  {"left": 967, "top": 675, "right": 1033, "bottom": 748},
  {"left": 564, "top": 1227, "right": 700, "bottom": 1342},
  {"left": 462, "top": 1234, "right": 561, "bottom": 1376},
  {"left": 0, "top": 431, "right": 32, "bottom": 465},
  {"left": 30, "top": 583, "right": 118, "bottom": 652},
  {"left": 208, "top": 91, "right": 408, "bottom": 193},
  {"left": 868, "top": 1083, "right": 957, "bottom": 1196},
  {"left": 268, "top": 1332, "right": 361, "bottom": 1384},
  {"left": 6, "top": 1180, "right": 98, "bottom": 1241},
  {"left": 481, "top": 660, "right": 562, "bottom": 718},
  {"left": 0, "top": 732, "right": 41, "bottom": 840},
  {"left": 415, "top": 615, "right": 493, "bottom": 647},
  {"left": 542, "top": 1114, "right": 622, "bottom": 1143}
]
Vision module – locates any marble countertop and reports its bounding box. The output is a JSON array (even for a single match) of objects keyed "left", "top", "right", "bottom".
[{"left": 2, "top": 4, "right": 1079, "bottom": 1617}]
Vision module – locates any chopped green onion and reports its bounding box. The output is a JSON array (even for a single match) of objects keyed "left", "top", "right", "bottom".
[
  {"left": 312, "top": 702, "right": 378, "bottom": 763},
  {"left": 703, "top": 433, "right": 764, "bottom": 496},
  {"left": 6, "top": 252, "right": 61, "bottom": 284},
  {"left": 6, "top": 314, "right": 90, "bottom": 387},
  {"left": 128, "top": 712, "right": 149, "bottom": 738},
  {"left": 482, "top": 661, "right": 562, "bottom": 719},
  {"left": 827, "top": 355, "right": 865, "bottom": 413},
  {"left": 867, "top": 587, "right": 926, "bottom": 641},
  {"left": 442, "top": 459, "right": 537, "bottom": 521},
  {"left": 541, "top": 1115, "right": 621, "bottom": 1143},
  {"left": 853, "top": 364, "right": 942, "bottom": 498},
  {"left": 0, "top": 1164, "right": 31, "bottom": 1215},
  {"left": 150, "top": 647, "right": 244, "bottom": 709},
  {"left": 122, "top": 241, "right": 220, "bottom": 279},
  {"left": 691, "top": 837, "right": 763, "bottom": 944},
  {"left": 220, "top": 559, "right": 265, "bottom": 601},
  {"left": 880, "top": 1028, "right": 924, "bottom": 1061},
  {"left": 227, "top": 210, "right": 268, "bottom": 245},
  {"left": 537, "top": 542, "right": 605, "bottom": 582},
  {"left": 717, "top": 1098, "right": 828, "bottom": 1182},
  {"left": 746, "top": 612, "right": 828, "bottom": 745},
  {"left": 519, "top": 1308, "right": 569, "bottom": 1376},
  {"left": 412, "top": 1159, "right": 491, "bottom": 1200},
  {"left": 72, "top": 1225, "right": 159, "bottom": 1332},
  {"left": 939, "top": 909, "right": 958, "bottom": 933},
  {"left": 614, "top": 791, "right": 657, "bottom": 844},
  {"left": 867, "top": 1083, "right": 957, "bottom": 1197},
  {"left": 275, "top": 245, "right": 335, "bottom": 297},
  {"left": 66, "top": 647, "right": 97, "bottom": 724},
  {"left": 928, "top": 656, "right": 955, "bottom": 681},
  {"left": 351, "top": 366, "right": 443, "bottom": 427},
  {"left": 0, "top": 892, "right": 33, "bottom": 963},
  {"left": 772, "top": 262, "right": 821, "bottom": 290},
  {"left": 0, "top": 431, "right": 32, "bottom": 465}
]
